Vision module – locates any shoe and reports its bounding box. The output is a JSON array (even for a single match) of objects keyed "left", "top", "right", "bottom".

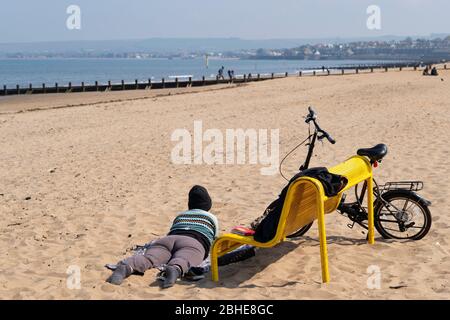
[
  {"left": 161, "top": 265, "right": 181, "bottom": 289},
  {"left": 218, "top": 245, "right": 256, "bottom": 266},
  {"left": 106, "top": 263, "right": 132, "bottom": 285}
]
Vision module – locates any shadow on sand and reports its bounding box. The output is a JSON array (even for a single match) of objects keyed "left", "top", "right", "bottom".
[{"left": 149, "top": 235, "right": 398, "bottom": 289}]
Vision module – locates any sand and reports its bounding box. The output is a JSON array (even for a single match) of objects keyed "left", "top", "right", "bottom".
[{"left": 0, "top": 67, "right": 449, "bottom": 299}]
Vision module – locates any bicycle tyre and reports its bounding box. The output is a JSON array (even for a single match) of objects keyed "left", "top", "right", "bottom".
[{"left": 374, "top": 190, "right": 432, "bottom": 240}]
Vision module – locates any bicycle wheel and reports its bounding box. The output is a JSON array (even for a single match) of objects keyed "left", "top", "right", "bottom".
[
  {"left": 286, "top": 222, "right": 314, "bottom": 238},
  {"left": 374, "top": 190, "right": 432, "bottom": 240}
]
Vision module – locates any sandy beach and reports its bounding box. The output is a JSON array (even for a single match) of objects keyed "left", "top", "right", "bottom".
[{"left": 0, "top": 67, "right": 449, "bottom": 300}]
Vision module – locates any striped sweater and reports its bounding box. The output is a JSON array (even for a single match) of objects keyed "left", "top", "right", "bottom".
[{"left": 168, "top": 209, "right": 219, "bottom": 248}]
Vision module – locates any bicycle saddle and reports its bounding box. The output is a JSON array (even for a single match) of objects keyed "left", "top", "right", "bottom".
[{"left": 357, "top": 144, "right": 388, "bottom": 162}]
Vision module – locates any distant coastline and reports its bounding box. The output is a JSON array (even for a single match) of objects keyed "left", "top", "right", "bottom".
[{"left": 1, "top": 36, "right": 449, "bottom": 62}]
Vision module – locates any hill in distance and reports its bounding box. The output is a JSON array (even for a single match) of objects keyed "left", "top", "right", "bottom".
[{"left": 0, "top": 34, "right": 448, "bottom": 55}]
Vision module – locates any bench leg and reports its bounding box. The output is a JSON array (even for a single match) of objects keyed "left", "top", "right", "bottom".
[
  {"left": 317, "top": 199, "right": 330, "bottom": 283},
  {"left": 211, "top": 241, "right": 220, "bottom": 282},
  {"left": 367, "top": 177, "right": 375, "bottom": 244}
]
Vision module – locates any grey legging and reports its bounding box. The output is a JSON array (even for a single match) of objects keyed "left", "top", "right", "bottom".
[{"left": 123, "top": 235, "right": 205, "bottom": 274}]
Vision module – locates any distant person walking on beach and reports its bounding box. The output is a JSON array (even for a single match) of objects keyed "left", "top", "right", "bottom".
[
  {"left": 106, "top": 185, "right": 218, "bottom": 289},
  {"left": 218, "top": 66, "right": 225, "bottom": 80},
  {"left": 227, "top": 70, "right": 236, "bottom": 82}
]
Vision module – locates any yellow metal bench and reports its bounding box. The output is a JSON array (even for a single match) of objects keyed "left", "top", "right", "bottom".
[{"left": 211, "top": 155, "right": 375, "bottom": 283}]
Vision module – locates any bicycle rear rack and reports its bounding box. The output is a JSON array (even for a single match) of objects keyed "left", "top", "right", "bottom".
[{"left": 380, "top": 181, "right": 424, "bottom": 192}]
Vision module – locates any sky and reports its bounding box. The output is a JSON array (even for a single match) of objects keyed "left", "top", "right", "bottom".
[{"left": 1, "top": 0, "right": 449, "bottom": 43}]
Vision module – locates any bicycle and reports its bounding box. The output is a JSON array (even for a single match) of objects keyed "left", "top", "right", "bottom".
[{"left": 284, "top": 107, "right": 432, "bottom": 240}]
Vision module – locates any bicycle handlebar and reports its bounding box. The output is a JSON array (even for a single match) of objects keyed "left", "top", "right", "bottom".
[
  {"left": 307, "top": 106, "right": 317, "bottom": 121},
  {"left": 305, "top": 106, "right": 336, "bottom": 144},
  {"left": 319, "top": 129, "right": 336, "bottom": 144}
]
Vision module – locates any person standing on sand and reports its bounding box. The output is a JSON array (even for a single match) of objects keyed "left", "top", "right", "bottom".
[{"left": 106, "top": 185, "right": 218, "bottom": 288}]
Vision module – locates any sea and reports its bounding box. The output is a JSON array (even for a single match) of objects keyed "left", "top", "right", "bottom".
[{"left": 0, "top": 58, "right": 403, "bottom": 88}]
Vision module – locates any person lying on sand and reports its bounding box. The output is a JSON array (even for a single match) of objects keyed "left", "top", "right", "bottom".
[{"left": 106, "top": 185, "right": 218, "bottom": 289}]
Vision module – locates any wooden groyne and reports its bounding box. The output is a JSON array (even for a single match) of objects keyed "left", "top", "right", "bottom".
[{"left": 1, "top": 62, "right": 446, "bottom": 96}]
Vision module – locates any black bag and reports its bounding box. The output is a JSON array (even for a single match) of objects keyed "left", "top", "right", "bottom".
[{"left": 253, "top": 167, "right": 347, "bottom": 243}]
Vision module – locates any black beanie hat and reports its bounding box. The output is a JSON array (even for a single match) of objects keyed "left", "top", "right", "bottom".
[{"left": 188, "top": 185, "right": 212, "bottom": 211}]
